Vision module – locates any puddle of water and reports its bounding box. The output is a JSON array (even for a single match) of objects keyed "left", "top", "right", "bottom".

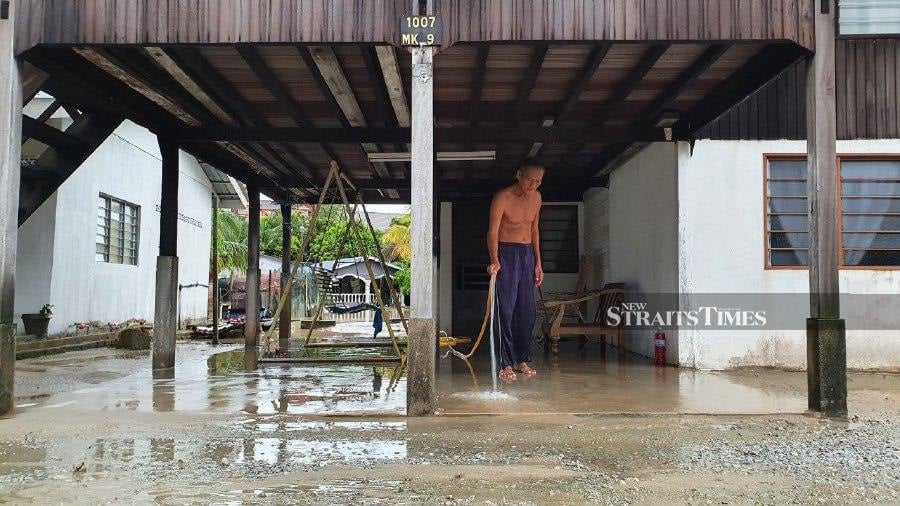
[
  {"left": 16, "top": 343, "right": 406, "bottom": 416},
  {"left": 438, "top": 342, "right": 806, "bottom": 414},
  {"left": 450, "top": 390, "right": 518, "bottom": 402}
]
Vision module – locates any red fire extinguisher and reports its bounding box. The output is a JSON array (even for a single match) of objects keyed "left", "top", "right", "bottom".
[{"left": 654, "top": 329, "right": 667, "bottom": 366}]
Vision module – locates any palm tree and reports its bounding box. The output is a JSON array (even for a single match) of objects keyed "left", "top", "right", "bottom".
[
  {"left": 215, "top": 211, "right": 248, "bottom": 273},
  {"left": 382, "top": 213, "right": 411, "bottom": 262}
]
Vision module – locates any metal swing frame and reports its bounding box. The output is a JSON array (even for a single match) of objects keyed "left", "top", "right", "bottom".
[{"left": 258, "top": 162, "right": 408, "bottom": 374}]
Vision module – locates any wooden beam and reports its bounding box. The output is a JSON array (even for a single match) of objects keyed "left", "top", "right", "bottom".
[
  {"left": 21, "top": 61, "right": 48, "bottom": 104},
  {"left": 805, "top": 0, "right": 845, "bottom": 417},
  {"left": 374, "top": 45, "right": 410, "bottom": 128},
  {"left": 142, "top": 47, "right": 237, "bottom": 125},
  {"left": 509, "top": 44, "right": 548, "bottom": 124},
  {"left": 564, "top": 44, "right": 668, "bottom": 172},
  {"left": 279, "top": 204, "right": 291, "bottom": 350},
  {"left": 19, "top": 113, "right": 123, "bottom": 224},
  {"left": 21, "top": 99, "right": 61, "bottom": 144},
  {"left": 592, "top": 44, "right": 669, "bottom": 127},
  {"left": 235, "top": 45, "right": 329, "bottom": 185},
  {"left": 21, "top": 115, "right": 91, "bottom": 153},
  {"left": 25, "top": 48, "right": 288, "bottom": 200},
  {"left": 153, "top": 137, "right": 180, "bottom": 370},
  {"left": 162, "top": 47, "right": 311, "bottom": 193},
  {"left": 469, "top": 45, "right": 489, "bottom": 126},
  {"left": 237, "top": 45, "right": 308, "bottom": 127},
  {"left": 174, "top": 125, "right": 667, "bottom": 143},
  {"left": 306, "top": 46, "right": 393, "bottom": 185},
  {"left": 555, "top": 44, "right": 611, "bottom": 125},
  {"left": 575, "top": 44, "right": 726, "bottom": 177},
  {"left": 245, "top": 184, "right": 261, "bottom": 348},
  {"left": 363, "top": 45, "right": 409, "bottom": 180},
  {"left": 72, "top": 47, "right": 201, "bottom": 126},
  {"left": 307, "top": 46, "right": 367, "bottom": 125}
]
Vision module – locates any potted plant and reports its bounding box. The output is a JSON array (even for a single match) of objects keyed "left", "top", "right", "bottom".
[{"left": 21, "top": 304, "right": 53, "bottom": 338}]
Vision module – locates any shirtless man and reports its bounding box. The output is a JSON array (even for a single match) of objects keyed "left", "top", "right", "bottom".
[{"left": 487, "top": 158, "right": 544, "bottom": 381}]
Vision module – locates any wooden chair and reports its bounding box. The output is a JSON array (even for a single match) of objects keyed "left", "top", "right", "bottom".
[{"left": 541, "top": 283, "right": 626, "bottom": 356}]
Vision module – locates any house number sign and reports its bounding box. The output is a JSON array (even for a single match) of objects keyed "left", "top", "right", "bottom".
[{"left": 400, "top": 15, "right": 442, "bottom": 46}]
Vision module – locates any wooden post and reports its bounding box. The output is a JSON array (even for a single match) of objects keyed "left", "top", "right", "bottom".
[
  {"left": 279, "top": 204, "right": 291, "bottom": 350},
  {"left": 806, "top": 0, "right": 846, "bottom": 417},
  {"left": 0, "top": 6, "right": 23, "bottom": 416},
  {"left": 245, "top": 185, "right": 261, "bottom": 348},
  {"left": 211, "top": 193, "right": 220, "bottom": 345},
  {"left": 407, "top": 45, "right": 436, "bottom": 416},
  {"left": 153, "top": 137, "right": 180, "bottom": 370}
]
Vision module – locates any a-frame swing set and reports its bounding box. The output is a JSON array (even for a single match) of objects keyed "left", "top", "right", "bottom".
[{"left": 258, "top": 161, "right": 409, "bottom": 377}]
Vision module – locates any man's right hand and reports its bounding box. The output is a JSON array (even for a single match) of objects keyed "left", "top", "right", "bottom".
[{"left": 487, "top": 262, "right": 501, "bottom": 275}]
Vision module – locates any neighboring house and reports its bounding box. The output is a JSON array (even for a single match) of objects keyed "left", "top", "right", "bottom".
[
  {"left": 318, "top": 257, "right": 401, "bottom": 294},
  {"left": 14, "top": 95, "right": 216, "bottom": 336}
]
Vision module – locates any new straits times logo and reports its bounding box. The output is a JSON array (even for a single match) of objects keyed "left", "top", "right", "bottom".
[{"left": 607, "top": 302, "right": 768, "bottom": 328}]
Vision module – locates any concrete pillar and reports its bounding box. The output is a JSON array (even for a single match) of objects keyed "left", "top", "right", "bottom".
[
  {"left": 0, "top": 8, "right": 23, "bottom": 416},
  {"left": 364, "top": 279, "right": 372, "bottom": 304},
  {"left": 407, "top": 45, "right": 436, "bottom": 416},
  {"left": 279, "top": 203, "right": 291, "bottom": 351},
  {"left": 153, "top": 137, "right": 179, "bottom": 370},
  {"left": 244, "top": 185, "right": 261, "bottom": 348},
  {"left": 805, "top": 0, "right": 846, "bottom": 417},
  {"left": 211, "top": 194, "right": 220, "bottom": 345}
]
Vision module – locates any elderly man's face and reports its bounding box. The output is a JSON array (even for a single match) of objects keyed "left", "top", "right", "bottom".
[{"left": 516, "top": 167, "right": 545, "bottom": 192}]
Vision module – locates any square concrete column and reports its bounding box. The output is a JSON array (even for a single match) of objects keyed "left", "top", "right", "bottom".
[
  {"left": 407, "top": 46, "right": 437, "bottom": 416},
  {"left": 244, "top": 185, "right": 261, "bottom": 348},
  {"left": 805, "top": 0, "right": 846, "bottom": 417},
  {"left": 153, "top": 137, "right": 180, "bottom": 370},
  {"left": 279, "top": 203, "right": 292, "bottom": 350},
  {"left": 0, "top": 12, "right": 23, "bottom": 416}
]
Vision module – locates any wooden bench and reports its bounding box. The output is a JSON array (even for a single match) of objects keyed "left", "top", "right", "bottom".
[{"left": 541, "top": 283, "right": 626, "bottom": 356}]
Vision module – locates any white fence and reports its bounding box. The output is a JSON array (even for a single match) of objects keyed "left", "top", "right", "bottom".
[
  {"left": 322, "top": 293, "right": 407, "bottom": 323},
  {"left": 326, "top": 293, "right": 375, "bottom": 322}
]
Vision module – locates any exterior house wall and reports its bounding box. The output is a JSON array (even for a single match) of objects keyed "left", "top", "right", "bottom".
[
  {"left": 14, "top": 120, "right": 213, "bottom": 335},
  {"left": 679, "top": 138, "right": 900, "bottom": 370},
  {"left": 607, "top": 142, "right": 682, "bottom": 361}
]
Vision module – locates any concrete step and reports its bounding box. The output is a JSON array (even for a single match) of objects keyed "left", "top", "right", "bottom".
[{"left": 16, "top": 333, "right": 118, "bottom": 359}]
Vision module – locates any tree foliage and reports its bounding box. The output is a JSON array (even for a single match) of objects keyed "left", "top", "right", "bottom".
[
  {"left": 308, "top": 206, "right": 382, "bottom": 262},
  {"left": 382, "top": 213, "right": 411, "bottom": 262},
  {"left": 214, "top": 210, "right": 248, "bottom": 273},
  {"left": 214, "top": 206, "right": 382, "bottom": 270},
  {"left": 394, "top": 260, "right": 411, "bottom": 296}
]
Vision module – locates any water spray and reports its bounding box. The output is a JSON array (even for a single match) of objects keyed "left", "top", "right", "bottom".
[{"left": 487, "top": 274, "right": 499, "bottom": 392}]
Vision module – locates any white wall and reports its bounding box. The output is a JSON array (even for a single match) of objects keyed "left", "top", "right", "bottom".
[
  {"left": 679, "top": 139, "right": 900, "bottom": 370},
  {"left": 607, "top": 143, "right": 682, "bottom": 359},
  {"left": 15, "top": 120, "right": 213, "bottom": 335}
]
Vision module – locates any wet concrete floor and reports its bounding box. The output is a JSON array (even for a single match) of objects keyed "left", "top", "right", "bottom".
[
  {"left": 13, "top": 342, "right": 406, "bottom": 417},
  {"left": 2, "top": 336, "right": 898, "bottom": 504},
  {"left": 437, "top": 340, "right": 807, "bottom": 415}
]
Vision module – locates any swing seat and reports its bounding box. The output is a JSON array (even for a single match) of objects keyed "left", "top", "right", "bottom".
[{"left": 325, "top": 302, "right": 380, "bottom": 314}]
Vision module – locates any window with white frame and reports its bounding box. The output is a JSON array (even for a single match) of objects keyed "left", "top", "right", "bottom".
[
  {"left": 96, "top": 194, "right": 140, "bottom": 265},
  {"left": 764, "top": 156, "right": 900, "bottom": 268}
]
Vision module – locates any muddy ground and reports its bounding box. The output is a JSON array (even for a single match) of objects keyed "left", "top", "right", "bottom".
[{"left": 0, "top": 341, "right": 897, "bottom": 505}]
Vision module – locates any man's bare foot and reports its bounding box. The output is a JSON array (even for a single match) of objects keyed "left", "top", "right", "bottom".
[
  {"left": 515, "top": 362, "right": 537, "bottom": 377},
  {"left": 499, "top": 366, "right": 517, "bottom": 381}
]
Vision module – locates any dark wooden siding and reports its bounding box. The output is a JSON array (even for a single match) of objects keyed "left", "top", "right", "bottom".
[
  {"left": 15, "top": 0, "right": 408, "bottom": 54},
  {"left": 437, "top": 0, "right": 815, "bottom": 50},
  {"left": 15, "top": 0, "right": 815, "bottom": 55},
  {"left": 698, "top": 39, "right": 900, "bottom": 140}
]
